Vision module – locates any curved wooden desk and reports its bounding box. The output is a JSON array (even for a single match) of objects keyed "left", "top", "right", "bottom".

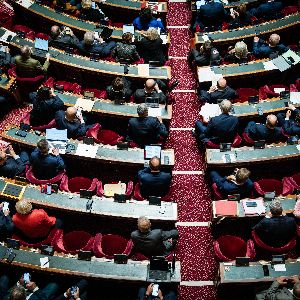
[
  {"left": 191, "top": 0, "right": 259, "bottom": 11},
  {"left": 0, "top": 178, "right": 177, "bottom": 221},
  {"left": 195, "top": 13, "right": 300, "bottom": 44},
  {"left": 0, "top": 245, "right": 181, "bottom": 282},
  {"left": 0, "top": 75, "right": 16, "bottom": 94},
  {"left": 1, "top": 127, "right": 175, "bottom": 167}
]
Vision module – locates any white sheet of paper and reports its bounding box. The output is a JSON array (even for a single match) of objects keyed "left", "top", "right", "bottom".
[
  {"left": 137, "top": 64, "right": 150, "bottom": 77},
  {"left": 48, "top": 141, "right": 66, "bottom": 155},
  {"left": 198, "top": 67, "right": 214, "bottom": 82},
  {"left": 40, "top": 257, "right": 49, "bottom": 268},
  {"left": 160, "top": 34, "right": 168, "bottom": 45},
  {"left": 196, "top": 0, "right": 205, "bottom": 8},
  {"left": 75, "top": 98, "right": 95, "bottom": 112},
  {"left": 202, "top": 35, "right": 210, "bottom": 42},
  {"left": 222, "top": 153, "right": 236, "bottom": 163},
  {"left": 282, "top": 49, "right": 300, "bottom": 65},
  {"left": 148, "top": 107, "right": 162, "bottom": 117},
  {"left": 0, "top": 30, "right": 16, "bottom": 43},
  {"left": 18, "top": 0, "right": 33, "bottom": 8},
  {"left": 212, "top": 73, "right": 223, "bottom": 87},
  {"left": 263, "top": 61, "right": 278, "bottom": 71},
  {"left": 272, "top": 56, "right": 291, "bottom": 72},
  {"left": 296, "top": 144, "right": 300, "bottom": 152},
  {"left": 273, "top": 88, "right": 286, "bottom": 94},
  {"left": 158, "top": 3, "right": 163, "bottom": 11},
  {"left": 274, "top": 264, "right": 286, "bottom": 272},
  {"left": 94, "top": 31, "right": 99, "bottom": 39},
  {"left": 75, "top": 143, "right": 98, "bottom": 158},
  {"left": 122, "top": 25, "right": 134, "bottom": 35},
  {"left": 199, "top": 103, "right": 221, "bottom": 123},
  {"left": 290, "top": 92, "right": 300, "bottom": 104}
]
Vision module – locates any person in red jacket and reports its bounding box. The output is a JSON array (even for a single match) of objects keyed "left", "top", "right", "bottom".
[{"left": 12, "top": 200, "right": 59, "bottom": 239}]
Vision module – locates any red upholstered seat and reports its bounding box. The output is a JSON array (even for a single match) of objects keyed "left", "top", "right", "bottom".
[
  {"left": 242, "top": 132, "right": 255, "bottom": 145},
  {"left": 212, "top": 182, "right": 223, "bottom": 200},
  {"left": 205, "top": 134, "right": 242, "bottom": 149},
  {"left": 86, "top": 123, "right": 124, "bottom": 146},
  {"left": 20, "top": 112, "right": 56, "bottom": 131},
  {"left": 13, "top": 25, "right": 36, "bottom": 39},
  {"left": 297, "top": 224, "right": 300, "bottom": 237},
  {"left": 53, "top": 230, "right": 94, "bottom": 254},
  {"left": 283, "top": 172, "right": 300, "bottom": 195},
  {"left": 213, "top": 235, "right": 256, "bottom": 261},
  {"left": 59, "top": 176, "right": 98, "bottom": 193},
  {"left": 254, "top": 179, "right": 284, "bottom": 196},
  {"left": 281, "top": 6, "right": 298, "bottom": 16},
  {"left": 236, "top": 88, "right": 258, "bottom": 103},
  {"left": 93, "top": 233, "right": 133, "bottom": 259},
  {"left": 252, "top": 230, "right": 296, "bottom": 254},
  {"left": 132, "top": 251, "right": 174, "bottom": 262},
  {"left": 12, "top": 228, "right": 60, "bottom": 248},
  {"left": 26, "top": 167, "right": 66, "bottom": 185},
  {"left": 133, "top": 183, "right": 172, "bottom": 201},
  {"left": 16, "top": 75, "right": 45, "bottom": 96},
  {"left": 36, "top": 33, "right": 50, "bottom": 40},
  {"left": 259, "top": 84, "right": 288, "bottom": 100}
]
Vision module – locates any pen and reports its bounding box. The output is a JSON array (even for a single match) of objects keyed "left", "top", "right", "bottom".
[{"left": 42, "top": 259, "right": 50, "bottom": 266}]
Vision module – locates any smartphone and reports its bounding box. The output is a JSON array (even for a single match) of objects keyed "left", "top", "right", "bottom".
[
  {"left": 2, "top": 202, "right": 9, "bottom": 212},
  {"left": 23, "top": 273, "right": 30, "bottom": 284},
  {"left": 225, "top": 153, "right": 231, "bottom": 163},
  {"left": 257, "top": 107, "right": 263, "bottom": 116},
  {"left": 284, "top": 101, "right": 289, "bottom": 107},
  {"left": 46, "top": 184, "right": 52, "bottom": 195},
  {"left": 152, "top": 284, "right": 159, "bottom": 297},
  {"left": 70, "top": 286, "right": 77, "bottom": 296},
  {"left": 76, "top": 108, "right": 82, "bottom": 118},
  {"left": 230, "top": 8, "right": 234, "bottom": 14},
  {"left": 262, "top": 265, "right": 269, "bottom": 276},
  {"left": 91, "top": 1, "right": 96, "bottom": 8}
]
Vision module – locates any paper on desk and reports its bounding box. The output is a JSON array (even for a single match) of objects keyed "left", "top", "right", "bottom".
[
  {"left": 148, "top": 107, "right": 162, "bottom": 117},
  {"left": 0, "top": 30, "right": 16, "bottom": 43},
  {"left": 274, "top": 264, "right": 286, "bottom": 272},
  {"left": 196, "top": 0, "right": 205, "bottom": 9},
  {"left": 94, "top": 31, "right": 99, "bottom": 39},
  {"left": 40, "top": 257, "right": 49, "bottom": 268},
  {"left": 199, "top": 103, "right": 221, "bottom": 123},
  {"left": 202, "top": 35, "right": 210, "bottom": 42},
  {"left": 282, "top": 49, "right": 300, "bottom": 65},
  {"left": 158, "top": 3, "right": 163, "bottom": 11},
  {"left": 290, "top": 92, "right": 300, "bottom": 104},
  {"left": 271, "top": 56, "right": 291, "bottom": 72},
  {"left": 18, "top": 0, "right": 33, "bottom": 8},
  {"left": 296, "top": 144, "right": 300, "bottom": 152},
  {"left": 75, "top": 98, "right": 94, "bottom": 112},
  {"left": 75, "top": 143, "right": 98, "bottom": 158},
  {"left": 160, "top": 34, "right": 168, "bottom": 45},
  {"left": 123, "top": 25, "right": 134, "bottom": 35},
  {"left": 138, "top": 64, "right": 150, "bottom": 77},
  {"left": 198, "top": 67, "right": 214, "bottom": 82},
  {"left": 222, "top": 153, "right": 236, "bottom": 163},
  {"left": 263, "top": 61, "right": 278, "bottom": 71},
  {"left": 241, "top": 199, "right": 266, "bottom": 215},
  {"left": 273, "top": 88, "right": 286, "bottom": 94}
]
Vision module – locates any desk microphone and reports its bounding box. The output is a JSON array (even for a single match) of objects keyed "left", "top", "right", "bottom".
[{"left": 171, "top": 252, "right": 176, "bottom": 276}]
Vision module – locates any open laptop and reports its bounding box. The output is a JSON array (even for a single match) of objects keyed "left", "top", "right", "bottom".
[
  {"left": 34, "top": 38, "right": 49, "bottom": 57},
  {"left": 145, "top": 96, "right": 160, "bottom": 108},
  {"left": 147, "top": 256, "right": 170, "bottom": 281},
  {"left": 144, "top": 145, "right": 161, "bottom": 161},
  {"left": 46, "top": 129, "right": 68, "bottom": 153}
]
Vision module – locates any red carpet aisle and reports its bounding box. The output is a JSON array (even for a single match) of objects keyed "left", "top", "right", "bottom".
[{"left": 166, "top": 2, "right": 218, "bottom": 299}]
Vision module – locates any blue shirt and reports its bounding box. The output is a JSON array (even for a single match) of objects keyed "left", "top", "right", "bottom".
[{"left": 133, "top": 16, "right": 165, "bottom": 31}]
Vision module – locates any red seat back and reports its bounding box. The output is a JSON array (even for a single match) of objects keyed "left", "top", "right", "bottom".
[
  {"left": 236, "top": 88, "right": 258, "bottom": 103},
  {"left": 254, "top": 179, "right": 283, "bottom": 196}
]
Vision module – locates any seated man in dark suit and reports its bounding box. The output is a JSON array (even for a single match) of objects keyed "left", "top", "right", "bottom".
[
  {"left": 0, "top": 274, "right": 59, "bottom": 300},
  {"left": 249, "top": 0, "right": 283, "bottom": 21},
  {"left": 0, "top": 145, "right": 29, "bottom": 178},
  {"left": 131, "top": 216, "right": 179, "bottom": 257},
  {"left": 77, "top": 31, "right": 116, "bottom": 58},
  {"left": 0, "top": 45, "right": 11, "bottom": 77},
  {"left": 244, "top": 114, "right": 283, "bottom": 143},
  {"left": 138, "top": 284, "right": 177, "bottom": 300},
  {"left": 210, "top": 168, "right": 253, "bottom": 198},
  {"left": 134, "top": 79, "right": 167, "bottom": 104},
  {"left": 277, "top": 104, "right": 300, "bottom": 136},
  {"left": 195, "top": 99, "right": 238, "bottom": 145},
  {"left": 198, "top": 78, "right": 238, "bottom": 104},
  {"left": 49, "top": 25, "right": 80, "bottom": 50},
  {"left": 127, "top": 104, "right": 168, "bottom": 148},
  {"left": 253, "top": 200, "right": 296, "bottom": 247},
  {"left": 193, "top": 0, "right": 228, "bottom": 31},
  {"left": 0, "top": 202, "right": 14, "bottom": 240},
  {"left": 54, "top": 279, "right": 88, "bottom": 300},
  {"left": 138, "top": 156, "right": 171, "bottom": 198},
  {"left": 106, "top": 77, "right": 133, "bottom": 102},
  {"left": 14, "top": 45, "right": 50, "bottom": 78},
  {"left": 253, "top": 34, "right": 289, "bottom": 59},
  {"left": 55, "top": 107, "right": 95, "bottom": 139},
  {"left": 30, "top": 139, "right": 65, "bottom": 180}
]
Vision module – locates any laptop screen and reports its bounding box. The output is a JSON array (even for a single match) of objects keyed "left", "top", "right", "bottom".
[
  {"left": 144, "top": 145, "right": 161, "bottom": 160},
  {"left": 145, "top": 96, "right": 159, "bottom": 107},
  {"left": 123, "top": 24, "right": 134, "bottom": 35},
  {"left": 34, "top": 38, "right": 49, "bottom": 51},
  {"left": 46, "top": 128, "right": 68, "bottom": 142},
  {"left": 150, "top": 257, "right": 168, "bottom": 271}
]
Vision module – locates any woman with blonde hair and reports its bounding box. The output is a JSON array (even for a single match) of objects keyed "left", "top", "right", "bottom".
[
  {"left": 224, "top": 41, "right": 250, "bottom": 64},
  {"left": 138, "top": 28, "right": 166, "bottom": 66},
  {"left": 79, "top": 0, "right": 106, "bottom": 22}
]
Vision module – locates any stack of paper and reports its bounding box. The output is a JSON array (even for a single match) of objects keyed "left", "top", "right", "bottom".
[
  {"left": 199, "top": 103, "right": 221, "bottom": 123},
  {"left": 148, "top": 107, "right": 162, "bottom": 117},
  {"left": 138, "top": 64, "right": 150, "bottom": 77},
  {"left": 198, "top": 67, "right": 214, "bottom": 83},
  {"left": 196, "top": 0, "right": 205, "bottom": 9},
  {"left": 75, "top": 144, "right": 98, "bottom": 158},
  {"left": 290, "top": 92, "right": 300, "bottom": 104},
  {"left": 282, "top": 49, "right": 300, "bottom": 65},
  {"left": 0, "top": 30, "right": 16, "bottom": 43},
  {"left": 263, "top": 61, "right": 278, "bottom": 71},
  {"left": 75, "top": 98, "right": 95, "bottom": 112},
  {"left": 271, "top": 56, "right": 291, "bottom": 72},
  {"left": 241, "top": 199, "right": 266, "bottom": 215},
  {"left": 214, "top": 200, "right": 238, "bottom": 216}
]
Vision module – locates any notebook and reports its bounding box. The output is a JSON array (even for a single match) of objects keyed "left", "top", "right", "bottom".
[{"left": 214, "top": 200, "right": 238, "bottom": 217}]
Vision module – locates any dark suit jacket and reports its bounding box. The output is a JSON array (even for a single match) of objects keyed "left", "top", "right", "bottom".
[
  {"left": 134, "top": 89, "right": 167, "bottom": 104},
  {"left": 14, "top": 55, "right": 49, "bottom": 78},
  {"left": 0, "top": 51, "right": 11, "bottom": 68},
  {"left": 204, "top": 113, "right": 239, "bottom": 143},
  {"left": 131, "top": 228, "right": 179, "bottom": 257},
  {"left": 282, "top": 109, "right": 300, "bottom": 136},
  {"left": 0, "top": 211, "right": 14, "bottom": 238},
  {"left": 29, "top": 92, "right": 64, "bottom": 126},
  {"left": 255, "top": 281, "right": 294, "bottom": 300},
  {"left": 49, "top": 33, "right": 80, "bottom": 50},
  {"left": 199, "top": 86, "right": 238, "bottom": 103},
  {"left": 253, "top": 216, "right": 296, "bottom": 247},
  {"left": 253, "top": 38, "right": 289, "bottom": 58},
  {"left": 55, "top": 110, "right": 88, "bottom": 139},
  {"left": 127, "top": 116, "right": 168, "bottom": 148},
  {"left": 77, "top": 40, "right": 116, "bottom": 57},
  {"left": 0, "top": 157, "right": 27, "bottom": 178},
  {"left": 250, "top": 1, "right": 282, "bottom": 20},
  {"left": 106, "top": 77, "right": 132, "bottom": 101},
  {"left": 138, "top": 38, "right": 166, "bottom": 66},
  {"left": 138, "top": 167, "right": 171, "bottom": 198},
  {"left": 196, "top": 2, "right": 228, "bottom": 27},
  {"left": 229, "top": 12, "right": 252, "bottom": 29},
  {"left": 80, "top": 7, "right": 105, "bottom": 22},
  {"left": 244, "top": 121, "right": 283, "bottom": 142},
  {"left": 30, "top": 148, "right": 65, "bottom": 180}
]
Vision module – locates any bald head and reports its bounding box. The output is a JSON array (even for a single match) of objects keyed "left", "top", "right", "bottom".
[
  {"left": 217, "top": 78, "right": 227, "bottom": 90},
  {"left": 149, "top": 156, "right": 161, "bottom": 172},
  {"left": 266, "top": 114, "right": 277, "bottom": 129},
  {"left": 145, "top": 79, "right": 156, "bottom": 93},
  {"left": 220, "top": 100, "right": 232, "bottom": 114},
  {"left": 269, "top": 34, "right": 280, "bottom": 47},
  {"left": 137, "top": 216, "right": 151, "bottom": 233},
  {"left": 65, "top": 107, "right": 77, "bottom": 121},
  {"left": 51, "top": 25, "right": 61, "bottom": 39}
]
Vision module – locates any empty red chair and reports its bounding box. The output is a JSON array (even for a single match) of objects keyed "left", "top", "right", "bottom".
[
  {"left": 214, "top": 235, "right": 256, "bottom": 262},
  {"left": 133, "top": 183, "right": 172, "bottom": 201},
  {"left": 96, "top": 181, "right": 134, "bottom": 197},
  {"left": 283, "top": 172, "right": 300, "bottom": 195},
  {"left": 236, "top": 88, "right": 258, "bottom": 103},
  {"left": 206, "top": 134, "right": 242, "bottom": 149},
  {"left": 20, "top": 112, "right": 56, "bottom": 131},
  {"left": 53, "top": 230, "right": 94, "bottom": 254},
  {"left": 86, "top": 123, "right": 124, "bottom": 146},
  {"left": 13, "top": 25, "right": 35, "bottom": 39},
  {"left": 93, "top": 233, "right": 133, "bottom": 259},
  {"left": 26, "top": 167, "right": 66, "bottom": 185},
  {"left": 252, "top": 230, "right": 296, "bottom": 254},
  {"left": 44, "top": 77, "right": 82, "bottom": 94},
  {"left": 36, "top": 33, "right": 50, "bottom": 40},
  {"left": 59, "top": 176, "right": 98, "bottom": 193},
  {"left": 281, "top": 6, "right": 298, "bottom": 16},
  {"left": 259, "top": 84, "right": 288, "bottom": 100},
  {"left": 242, "top": 132, "right": 255, "bottom": 145},
  {"left": 254, "top": 179, "right": 284, "bottom": 196},
  {"left": 132, "top": 250, "right": 175, "bottom": 261},
  {"left": 16, "top": 75, "right": 45, "bottom": 98},
  {"left": 12, "top": 228, "right": 60, "bottom": 248}
]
